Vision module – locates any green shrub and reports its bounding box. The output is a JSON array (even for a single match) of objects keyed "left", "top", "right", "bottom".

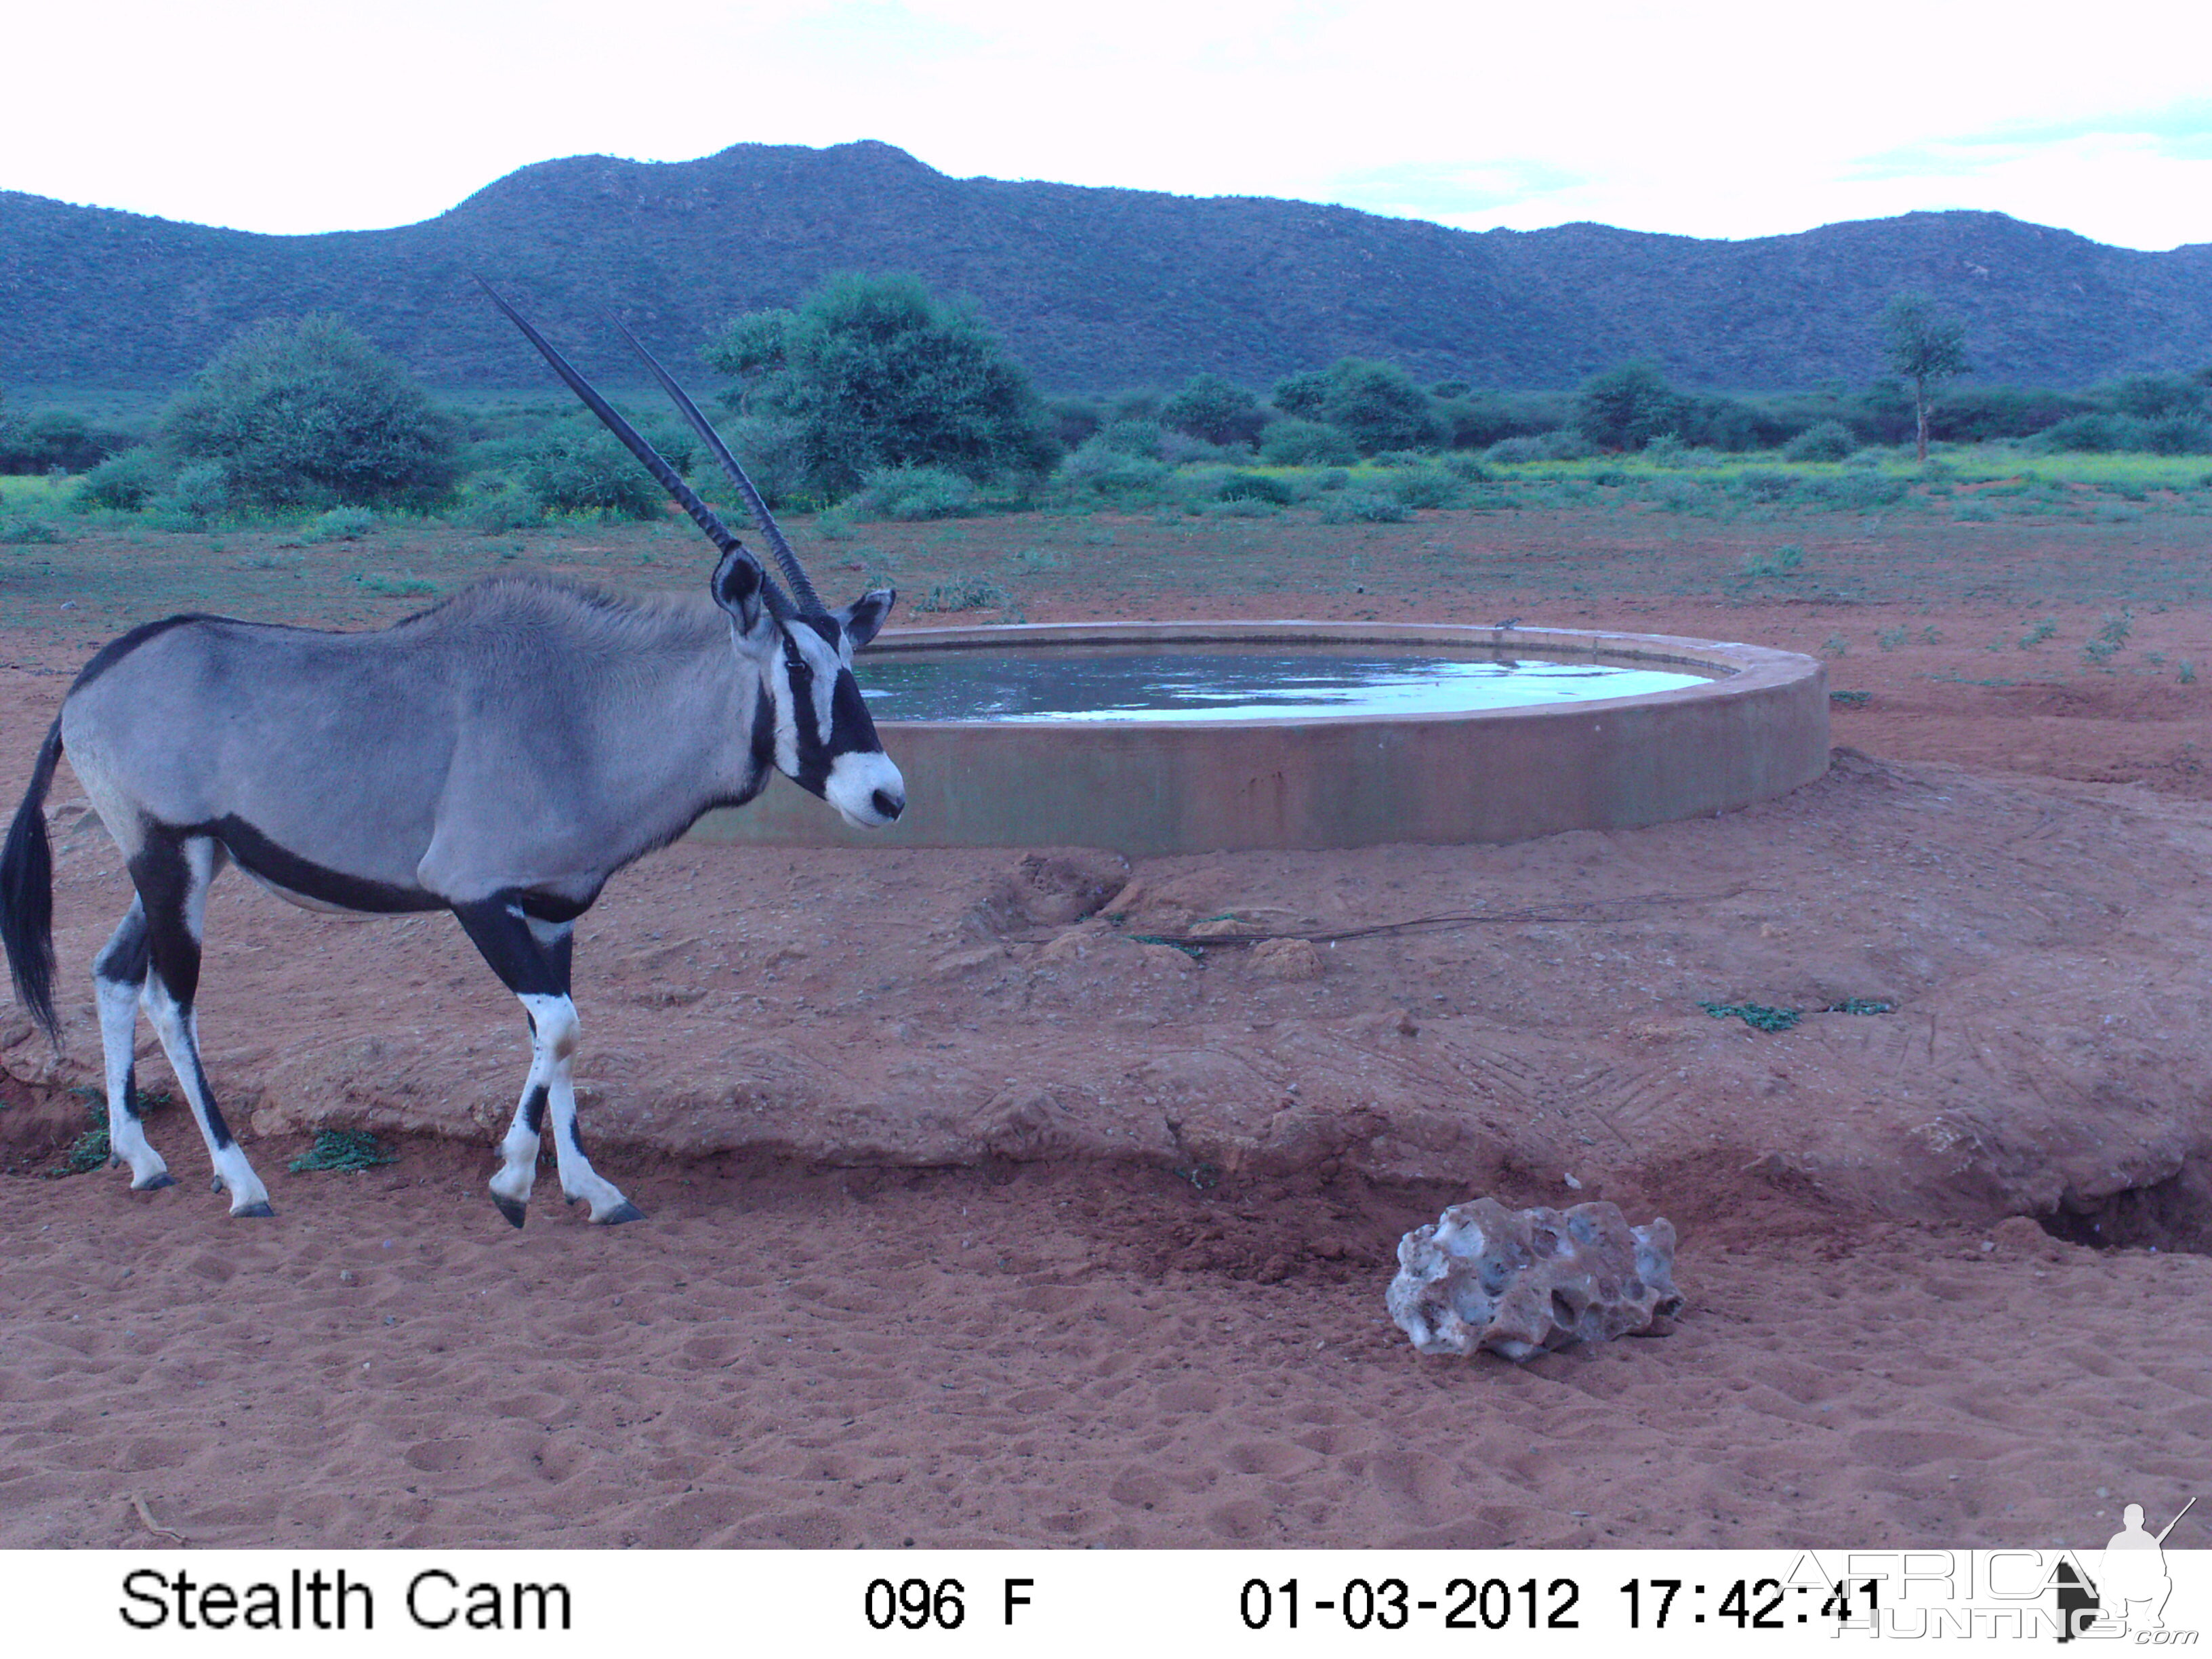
[
  {"left": 705, "top": 272, "right": 1056, "bottom": 493},
  {"left": 1258, "top": 419, "right": 1357, "bottom": 466},
  {"left": 304, "top": 506, "right": 377, "bottom": 542},
  {"left": 1926, "top": 384, "right": 2091, "bottom": 441},
  {"left": 2106, "top": 373, "right": 2207, "bottom": 420},
  {"left": 1317, "top": 489, "right": 1410, "bottom": 524},
  {"left": 517, "top": 420, "right": 663, "bottom": 519},
  {"left": 1483, "top": 429, "right": 1592, "bottom": 464},
  {"left": 1574, "top": 361, "right": 1686, "bottom": 451},
  {"left": 147, "top": 462, "right": 230, "bottom": 529},
  {"left": 288, "top": 1128, "right": 398, "bottom": 1172},
  {"left": 849, "top": 464, "right": 976, "bottom": 520},
  {"left": 1052, "top": 439, "right": 1174, "bottom": 502},
  {"left": 914, "top": 577, "right": 1011, "bottom": 613},
  {"left": 1740, "top": 544, "right": 1804, "bottom": 578},
  {"left": 1734, "top": 470, "right": 1797, "bottom": 504},
  {"left": 1643, "top": 433, "right": 1721, "bottom": 468},
  {"left": 1218, "top": 470, "right": 1293, "bottom": 505},
  {"left": 0, "top": 516, "right": 62, "bottom": 544},
  {"left": 1798, "top": 472, "right": 1907, "bottom": 510},
  {"left": 1091, "top": 419, "right": 1165, "bottom": 458},
  {"left": 1387, "top": 465, "right": 1460, "bottom": 508},
  {"left": 1784, "top": 420, "right": 1858, "bottom": 462},
  {"left": 2033, "top": 413, "right": 2138, "bottom": 453},
  {"left": 0, "top": 409, "right": 125, "bottom": 474},
  {"left": 449, "top": 483, "right": 545, "bottom": 535},
  {"left": 74, "top": 447, "right": 167, "bottom": 511},
  {"left": 1160, "top": 373, "right": 1264, "bottom": 447},
  {"left": 159, "top": 314, "right": 458, "bottom": 509},
  {"left": 2142, "top": 415, "right": 2212, "bottom": 455}
]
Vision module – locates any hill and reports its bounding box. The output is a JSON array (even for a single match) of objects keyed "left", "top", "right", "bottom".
[{"left": 3, "top": 140, "right": 2209, "bottom": 394}]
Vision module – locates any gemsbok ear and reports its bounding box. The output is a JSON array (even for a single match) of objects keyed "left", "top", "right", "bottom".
[
  {"left": 838, "top": 588, "right": 896, "bottom": 650},
  {"left": 712, "top": 546, "right": 769, "bottom": 633}
]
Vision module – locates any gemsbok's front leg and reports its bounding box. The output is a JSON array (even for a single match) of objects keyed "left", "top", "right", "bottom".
[
  {"left": 454, "top": 899, "right": 642, "bottom": 1227},
  {"left": 131, "top": 834, "right": 272, "bottom": 1217}
]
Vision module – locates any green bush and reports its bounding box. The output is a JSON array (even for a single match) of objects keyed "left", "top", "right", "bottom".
[
  {"left": 1574, "top": 362, "right": 1686, "bottom": 451},
  {"left": 0, "top": 409, "right": 125, "bottom": 474},
  {"left": 705, "top": 272, "right": 1057, "bottom": 493},
  {"left": 1091, "top": 419, "right": 1165, "bottom": 459},
  {"left": 73, "top": 447, "right": 167, "bottom": 512},
  {"left": 2030, "top": 413, "right": 2158, "bottom": 453},
  {"left": 1218, "top": 471, "right": 1294, "bottom": 506},
  {"left": 914, "top": 578, "right": 1011, "bottom": 613},
  {"left": 1927, "top": 384, "right": 2091, "bottom": 441},
  {"left": 2105, "top": 373, "right": 2207, "bottom": 420},
  {"left": 159, "top": 314, "right": 458, "bottom": 509},
  {"left": 1160, "top": 373, "right": 1264, "bottom": 447},
  {"left": 449, "top": 483, "right": 544, "bottom": 535},
  {"left": 1051, "top": 438, "right": 1174, "bottom": 502},
  {"left": 1387, "top": 465, "right": 1460, "bottom": 508},
  {"left": 516, "top": 420, "right": 663, "bottom": 518},
  {"left": 1483, "top": 429, "right": 1593, "bottom": 464},
  {"left": 849, "top": 464, "right": 976, "bottom": 520},
  {"left": 304, "top": 506, "right": 377, "bottom": 542},
  {"left": 1798, "top": 472, "right": 1908, "bottom": 510},
  {"left": 2142, "top": 415, "right": 2212, "bottom": 455},
  {"left": 147, "top": 462, "right": 230, "bottom": 530},
  {"left": 1784, "top": 419, "right": 1858, "bottom": 462},
  {"left": 1272, "top": 360, "right": 1440, "bottom": 454},
  {"left": 0, "top": 516, "right": 62, "bottom": 544},
  {"left": 1258, "top": 419, "right": 1357, "bottom": 466},
  {"left": 1317, "top": 489, "right": 1410, "bottom": 523},
  {"left": 1734, "top": 470, "right": 1798, "bottom": 504}
]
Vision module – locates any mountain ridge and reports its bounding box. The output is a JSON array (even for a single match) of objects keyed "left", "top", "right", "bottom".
[{"left": 3, "top": 139, "right": 2208, "bottom": 393}]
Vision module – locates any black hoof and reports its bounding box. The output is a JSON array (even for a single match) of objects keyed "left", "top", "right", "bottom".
[
  {"left": 492, "top": 1193, "right": 528, "bottom": 1229},
  {"left": 595, "top": 1200, "right": 647, "bottom": 1226},
  {"left": 136, "top": 1172, "right": 177, "bottom": 1191},
  {"left": 231, "top": 1200, "right": 275, "bottom": 1218}
]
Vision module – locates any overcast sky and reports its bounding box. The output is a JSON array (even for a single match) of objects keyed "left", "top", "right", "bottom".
[{"left": 7, "top": 0, "right": 2210, "bottom": 249}]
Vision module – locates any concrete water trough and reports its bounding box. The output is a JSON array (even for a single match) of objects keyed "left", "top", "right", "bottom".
[{"left": 691, "top": 621, "right": 1830, "bottom": 856}]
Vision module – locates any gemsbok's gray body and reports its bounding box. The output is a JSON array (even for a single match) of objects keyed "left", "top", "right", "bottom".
[{"left": 0, "top": 289, "right": 905, "bottom": 1225}]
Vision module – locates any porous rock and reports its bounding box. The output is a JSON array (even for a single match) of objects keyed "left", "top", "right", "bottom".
[
  {"left": 1387, "top": 1197, "right": 1681, "bottom": 1360},
  {"left": 1250, "top": 937, "right": 1324, "bottom": 981}
]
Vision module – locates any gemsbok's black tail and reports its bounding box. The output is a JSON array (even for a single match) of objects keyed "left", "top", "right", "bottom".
[{"left": 1, "top": 720, "right": 64, "bottom": 1042}]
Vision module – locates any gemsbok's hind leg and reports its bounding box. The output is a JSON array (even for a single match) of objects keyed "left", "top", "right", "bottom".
[
  {"left": 91, "top": 899, "right": 172, "bottom": 1191},
  {"left": 130, "top": 834, "right": 272, "bottom": 1218},
  {"left": 455, "top": 900, "right": 642, "bottom": 1228}
]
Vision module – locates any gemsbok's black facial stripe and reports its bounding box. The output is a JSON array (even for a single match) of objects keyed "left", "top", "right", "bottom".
[{"left": 830, "top": 668, "right": 884, "bottom": 754}]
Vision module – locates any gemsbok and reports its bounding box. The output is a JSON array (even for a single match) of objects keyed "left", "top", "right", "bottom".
[{"left": 1, "top": 286, "right": 905, "bottom": 1225}]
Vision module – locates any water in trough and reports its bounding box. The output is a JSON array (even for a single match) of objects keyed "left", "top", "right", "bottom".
[{"left": 858, "top": 648, "right": 1712, "bottom": 724}]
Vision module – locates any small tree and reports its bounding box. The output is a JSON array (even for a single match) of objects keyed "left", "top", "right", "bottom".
[
  {"left": 704, "top": 272, "right": 1055, "bottom": 494},
  {"left": 1573, "top": 362, "right": 1686, "bottom": 451},
  {"left": 1880, "top": 292, "right": 1969, "bottom": 462},
  {"left": 1269, "top": 360, "right": 1439, "bottom": 454},
  {"left": 1160, "top": 373, "right": 1264, "bottom": 446},
  {"left": 160, "top": 315, "right": 458, "bottom": 510}
]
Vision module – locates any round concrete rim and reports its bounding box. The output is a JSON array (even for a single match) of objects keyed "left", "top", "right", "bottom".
[{"left": 692, "top": 620, "right": 1830, "bottom": 854}]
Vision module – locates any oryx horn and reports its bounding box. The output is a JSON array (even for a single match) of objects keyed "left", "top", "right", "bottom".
[
  {"left": 475, "top": 277, "right": 796, "bottom": 619},
  {"left": 601, "top": 311, "right": 826, "bottom": 617}
]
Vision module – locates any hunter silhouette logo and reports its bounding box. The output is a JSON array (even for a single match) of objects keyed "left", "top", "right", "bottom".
[{"left": 2056, "top": 1495, "right": 2196, "bottom": 1641}]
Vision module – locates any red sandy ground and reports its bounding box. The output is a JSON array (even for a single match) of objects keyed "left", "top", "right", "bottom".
[{"left": 3, "top": 506, "right": 2209, "bottom": 1550}]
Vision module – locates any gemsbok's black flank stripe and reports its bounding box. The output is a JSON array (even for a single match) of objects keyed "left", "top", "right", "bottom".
[{"left": 0, "top": 293, "right": 902, "bottom": 1226}]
